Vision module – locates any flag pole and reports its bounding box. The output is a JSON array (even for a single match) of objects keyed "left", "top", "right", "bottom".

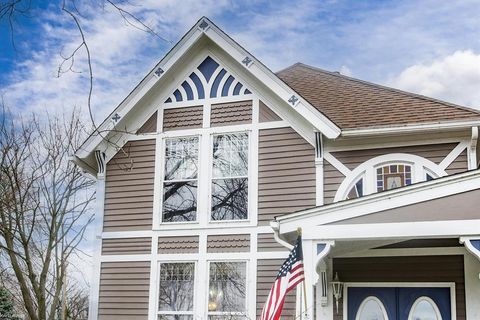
[{"left": 297, "top": 227, "right": 307, "bottom": 317}]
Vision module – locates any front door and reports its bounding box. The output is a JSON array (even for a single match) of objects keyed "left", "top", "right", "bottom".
[{"left": 347, "top": 286, "right": 452, "bottom": 320}]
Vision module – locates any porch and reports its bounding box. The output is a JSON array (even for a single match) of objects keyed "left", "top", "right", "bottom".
[{"left": 272, "top": 170, "right": 480, "bottom": 320}]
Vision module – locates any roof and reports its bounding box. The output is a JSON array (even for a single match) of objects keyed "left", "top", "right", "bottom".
[
  {"left": 274, "top": 168, "right": 480, "bottom": 234},
  {"left": 277, "top": 63, "right": 480, "bottom": 130}
]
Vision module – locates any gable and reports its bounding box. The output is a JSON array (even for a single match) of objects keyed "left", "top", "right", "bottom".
[
  {"left": 74, "top": 17, "right": 340, "bottom": 174},
  {"left": 329, "top": 188, "right": 480, "bottom": 225}
]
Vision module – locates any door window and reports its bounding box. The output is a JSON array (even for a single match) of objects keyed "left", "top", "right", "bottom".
[
  {"left": 356, "top": 296, "right": 388, "bottom": 320},
  {"left": 408, "top": 297, "right": 442, "bottom": 320}
]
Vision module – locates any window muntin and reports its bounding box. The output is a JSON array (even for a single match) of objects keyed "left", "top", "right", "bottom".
[
  {"left": 162, "top": 137, "right": 199, "bottom": 222},
  {"left": 211, "top": 133, "right": 248, "bottom": 221},
  {"left": 376, "top": 164, "right": 412, "bottom": 192},
  {"left": 408, "top": 297, "right": 442, "bottom": 320},
  {"left": 355, "top": 296, "right": 388, "bottom": 320},
  {"left": 208, "top": 262, "right": 247, "bottom": 318},
  {"left": 158, "top": 263, "right": 195, "bottom": 319}
]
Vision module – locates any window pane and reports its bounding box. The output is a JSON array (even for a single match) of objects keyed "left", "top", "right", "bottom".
[
  {"left": 159, "top": 263, "right": 195, "bottom": 312},
  {"left": 208, "top": 262, "right": 246, "bottom": 313},
  {"left": 357, "top": 298, "right": 386, "bottom": 320},
  {"left": 165, "top": 137, "right": 199, "bottom": 180},
  {"left": 211, "top": 178, "right": 248, "bottom": 220},
  {"left": 409, "top": 299, "right": 440, "bottom": 320},
  {"left": 163, "top": 182, "right": 197, "bottom": 222},
  {"left": 212, "top": 133, "right": 248, "bottom": 178},
  {"left": 376, "top": 164, "right": 412, "bottom": 192}
]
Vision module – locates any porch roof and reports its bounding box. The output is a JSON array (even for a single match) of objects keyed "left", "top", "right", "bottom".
[{"left": 274, "top": 169, "right": 480, "bottom": 237}]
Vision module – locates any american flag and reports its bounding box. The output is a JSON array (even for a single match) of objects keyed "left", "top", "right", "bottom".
[{"left": 260, "top": 235, "right": 305, "bottom": 320}]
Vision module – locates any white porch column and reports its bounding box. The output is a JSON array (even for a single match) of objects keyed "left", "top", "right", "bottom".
[
  {"left": 302, "top": 239, "right": 315, "bottom": 319},
  {"left": 461, "top": 237, "right": 480, "bottom": 319}
]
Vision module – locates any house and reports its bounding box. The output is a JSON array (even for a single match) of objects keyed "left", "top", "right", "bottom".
[{"left": 73, "top": 17, "right": 480, "bottom": 320}]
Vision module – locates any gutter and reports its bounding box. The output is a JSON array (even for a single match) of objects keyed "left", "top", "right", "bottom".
[{"left": 270, "top": 221, "right": 293, "bottom": 250}]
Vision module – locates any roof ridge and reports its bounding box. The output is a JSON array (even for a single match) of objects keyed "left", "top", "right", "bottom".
[{"left": 286, "top": 62, "right": 480, "bottom": 117}]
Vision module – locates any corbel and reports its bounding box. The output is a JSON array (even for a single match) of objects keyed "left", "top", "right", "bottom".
[
  {"left": 469, "top": 126, "right": 478, "bottom": 170},
  {"left": 95, "top": 150, "right": 107, "bottom": 179},
  {"left": 460, "top": 237, "right": 480, "bottom": 261}
]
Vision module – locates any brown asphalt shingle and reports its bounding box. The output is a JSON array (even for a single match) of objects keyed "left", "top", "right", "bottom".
[{"left": 276, "top": 63, "right": 480, "bottom": 130}]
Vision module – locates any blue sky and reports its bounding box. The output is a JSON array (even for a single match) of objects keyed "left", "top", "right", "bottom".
[{"left": 2, "top": 0, "right": 480, "bottom": 125}]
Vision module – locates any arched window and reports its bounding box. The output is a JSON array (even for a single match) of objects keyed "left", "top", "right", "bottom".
[
  {"left": 355, "top": 296, "right": 388, "bottom": 320},
  {"left": 408, "top": 296, "right": 442, "bottom": 320},
  {"left": 334, "top": 154, "right": 447, "bottom": 202}
]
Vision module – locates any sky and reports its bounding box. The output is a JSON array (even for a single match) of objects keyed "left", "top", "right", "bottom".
[
  {"left": 2, "top": 0, "right": 480, "bottom": 127},
  {"left": 1, "top": 0, "right": 480, "bottom": 286}
]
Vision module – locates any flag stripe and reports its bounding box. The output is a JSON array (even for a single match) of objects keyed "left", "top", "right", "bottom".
[{"left": 260, "top": 235, "right": 305, "bottom": 320}]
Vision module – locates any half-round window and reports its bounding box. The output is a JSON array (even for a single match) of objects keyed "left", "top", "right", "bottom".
[
  {"left": 334, "top": 153, "right": 447, "bottom": 202},
  {"left": 355, "top": 296, "right": 388, "bottom": 320},
  {"left": 408, "top": 297, "right": 442, "bottom": 320}
]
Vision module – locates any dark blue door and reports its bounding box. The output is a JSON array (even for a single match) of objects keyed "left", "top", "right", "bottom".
[{"left": 348, "top": 286, "right": 451, "bottom": 320}]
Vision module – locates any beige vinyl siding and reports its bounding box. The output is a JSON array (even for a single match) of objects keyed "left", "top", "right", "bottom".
[
  {"left": 210, "top": 100, "right": 252, "bottom": 126},
  {"left": 104, "top": 139, "right": 155, "bottom": 232},
  {"left": 158, "top": 236, "right": 199, "bottom": 254},
  {"left": 257, "top": 233, "right": 289, "bottom": 252},
  {"left": 102, "top": 238, "right": 151, "bottom": 255},
  {"left": 136, "top": 111, "right": 157, "bottom": 134},
  {"left": 333, "top": 255, "right": 465, "bottom": 320},
  {"left": 98, "top": 261, "right": 150, "bottom": 320},
  {"left": 446, "top": 149, "right": 468, "bottom": 174},
  {"left": 259, "top": 100, "right": 281, "bottom": 122},
  {"left": 330, "top": 143, "right": 459, "bottom": 170},
  {"left": 207, "top": 234, "right": 250, "bottom": 253},
  {"left": 323, "top": 159, "right": 345, "bottom": 204},
  {"left": 258, "top": 127, "right": 316, "bottom": 225},
  {"left": 257, "top": 259, "right": 296, "bottom": 318},
  {"left": 163, "top": 106, "right": 203, "bottom": 131}
]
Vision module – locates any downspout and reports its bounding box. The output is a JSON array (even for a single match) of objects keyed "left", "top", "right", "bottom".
[
  {"left": 469, "top": 127, "right": 479, "bottom": 170},
  {"left": 270, "top": 220, "right": 293, "bottom": 250}
]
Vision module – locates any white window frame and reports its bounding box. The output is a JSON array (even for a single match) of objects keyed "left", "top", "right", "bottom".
[
  {"left": 334, "top": 153, "right": 448, "bottom": 202},
  {"left": 355, "top": 296, "right": 389, "bottom": 320},
  {"left": 156, "top": 261, "right": 197, "bottom": 319},
  {"left": 408, "top": 296, "right": 443, "bottom": 320},
  {"left": 342, "top": 282, "right": 456, "bottom": 320},
  {"left": 159, "top": 134, "right": 202, "bottom": 225},
  {"left": 208, "top": 130, "right": 251, "bottom": 224},
  {"left": 206, "top": 260, "right": 249, "bottom": 319}
]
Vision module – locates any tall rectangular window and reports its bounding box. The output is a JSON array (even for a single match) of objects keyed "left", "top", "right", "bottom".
[
  {"left": 158, "top": 263, "right": 195, "bottom": 320},
  {"left": 163, "top": 137, "right": 199, "bottom": 222},
  {"left": 211, "top": 133, "right": 248, "bottom": 221},
  {"left": 208, "top": 262, "right": 247, "bottom": 319}
]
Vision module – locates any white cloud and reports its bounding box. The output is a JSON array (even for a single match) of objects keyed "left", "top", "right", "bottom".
[{"left": 389, "top": 50, "right": 480, "bottom": 109}]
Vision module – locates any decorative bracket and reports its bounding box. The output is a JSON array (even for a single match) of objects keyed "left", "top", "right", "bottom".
[
  {"left": 469, "top": 127, "right": 478, "bottom": 170},
  {"left": 314, "top": 241, "right": 335, "bottom": 307},
  {"left": 95, "top": 150, "right": 106, "bottom": 178},
  {"left": 460, "top": 237, "right": 480, "bottom": 261}
]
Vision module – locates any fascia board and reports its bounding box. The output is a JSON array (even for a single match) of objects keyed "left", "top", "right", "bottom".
[
  {"left": 277, "top": 169, "right": 480, "bottom": 234},
  {"left": 203, "top": 23, "right": 341, "bottom": 139},
  {"left": 75, "top": 27, "right": 204, "bottom": 159},
  {"left": 341, "top": 120, "right": 480, "bottom": 137}
]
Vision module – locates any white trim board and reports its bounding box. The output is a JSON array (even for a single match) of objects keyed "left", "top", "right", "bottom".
[{"left": 276, "top": 169, "right": 480, "bottom": 233}]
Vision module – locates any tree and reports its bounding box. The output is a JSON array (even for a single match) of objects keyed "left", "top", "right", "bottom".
[
  {"left": 0, "top": 287, "right": 18, "bottom": 320},
  {"left": 0, "top": 105, "right": 95, "bottom": 320}
]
